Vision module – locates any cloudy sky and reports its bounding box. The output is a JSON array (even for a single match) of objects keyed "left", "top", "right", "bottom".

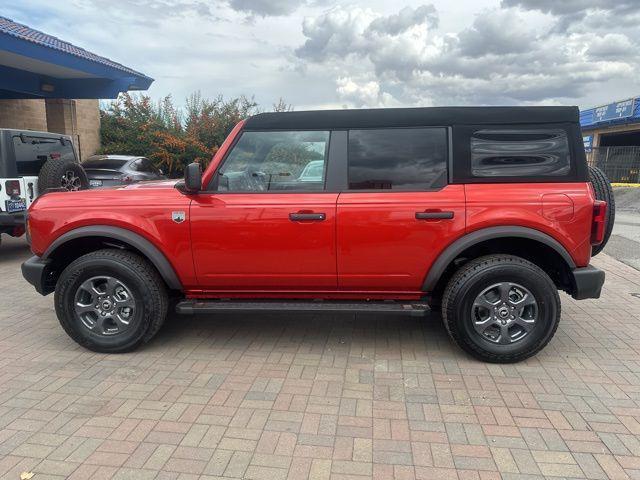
[{"left": 5, "top": 0, "right": 640, "bottom": 110}]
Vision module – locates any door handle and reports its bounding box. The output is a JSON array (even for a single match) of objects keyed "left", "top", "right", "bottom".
[
  {"left": 289, "top": 212, "right": 326, "bottom": 221},
  {"left": 415, "top": 211, "right": 454, "bottom": 220}
]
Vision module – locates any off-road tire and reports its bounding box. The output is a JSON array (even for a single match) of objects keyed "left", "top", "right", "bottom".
[
  {"left": 38, "top": 158, "right": 89, "bottom": 192},
  {"left": 588, "top": 165, "right": 615, "bottom": 256},
  {"left": 54, "top": 249, "right": 168, "bottom": 353},
  {"left": 442, "top": 254, "right": 560, "bottom": 363}
]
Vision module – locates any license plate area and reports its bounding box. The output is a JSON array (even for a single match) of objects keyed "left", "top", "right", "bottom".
[
  {"left": 5, "top": 199, "right": 26, "bottom": 213},
  {"left": 89, "top": 180, "right": 103, "bottom": 187}
]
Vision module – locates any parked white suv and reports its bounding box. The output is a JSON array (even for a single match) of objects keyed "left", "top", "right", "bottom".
[{"left": 0, "top": 129, "right": 88, "bottom": 245}]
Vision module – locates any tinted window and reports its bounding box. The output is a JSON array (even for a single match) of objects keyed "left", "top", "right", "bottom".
[
  {"left": 12, "top": 136, "right": 76, "bottom": 176},
  {"left": 134, "top": 158, "right": 155, "bottom": 173},
  {"left": 216, "top": 131, "right": 329, "bottom": 192},
  {"left": 470, "top": 129, "right": 570, "bottom": 177},
  {"left": 348, "top": 128, "right": 447, "bottom": 190},
  {"left": 82, "top": 158, "right": 128, "bottom": 170}
]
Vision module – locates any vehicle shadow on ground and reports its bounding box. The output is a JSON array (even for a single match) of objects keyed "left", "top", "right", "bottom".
[
  {"left": 0, "top": 235, "right": 31, "bottom": 265},
  {"left": 151, "top": 309, "right": 458, "bottom": 359}
]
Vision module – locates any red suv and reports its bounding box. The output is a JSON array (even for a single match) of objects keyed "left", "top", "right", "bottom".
[{"left": 21, "top": 107, "right": 614, "bottom": 362}]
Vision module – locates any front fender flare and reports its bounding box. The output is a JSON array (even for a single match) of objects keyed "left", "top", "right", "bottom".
[
  {"left": 422, "top": 226, "right": 576, "bottom": 292},
  {"left": 43, "top": 225, "right": 183, "bottom": 291}
]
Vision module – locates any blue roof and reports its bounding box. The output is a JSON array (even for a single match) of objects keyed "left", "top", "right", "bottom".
[
  {"left": 0, "top": 16, "right": 153, "bottom": 99},
  {"left": 0, "top": 16, "right": 150, "bottom": 79},
  {"left": 580, "top": 96, "right": 640, "bottom": 130}
]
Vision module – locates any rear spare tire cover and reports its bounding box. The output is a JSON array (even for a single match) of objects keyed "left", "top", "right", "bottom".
[
  {"left": 38, "top": 159, "right": 89, "bottom": 192},
  {"left": 588, "top": 165, "right": 615, "bottom": 256}
]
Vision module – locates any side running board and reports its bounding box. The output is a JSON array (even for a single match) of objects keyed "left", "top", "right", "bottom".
[{"left": 175, "top": 299, "right": 430, "bottom": 316}]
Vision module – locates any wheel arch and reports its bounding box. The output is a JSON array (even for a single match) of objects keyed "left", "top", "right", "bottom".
[
  {"left": 43, "top": 226, "right": 182, "bottom": 291},
  {"left": 424, "top": 226, "right": 577, "bottom": 300}
]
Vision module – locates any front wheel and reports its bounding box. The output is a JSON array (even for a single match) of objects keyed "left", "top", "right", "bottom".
[
  {"left": 442, "top": 255, "right": 560, "bottom": 363},
  {"left": 54, "top": 249, "right": 168, "bottom": 352}
]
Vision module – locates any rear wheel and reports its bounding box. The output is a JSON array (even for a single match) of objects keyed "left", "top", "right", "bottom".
[
  {"left": 588, "top": 165, "right": 615, "bottom": 256},
  {"left": 54, "top": 249, "right": 167, "bottom": 352},
  {"left": 442, "top": 254, "right": 560, "bottom": 363}
]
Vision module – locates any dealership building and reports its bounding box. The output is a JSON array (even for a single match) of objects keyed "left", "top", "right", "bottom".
[
  {"left": 0, "top": 16, "right": 152, "bottom": 160},
  {"left": 580, "top": 96, "right": 640, "bottom": 183}
]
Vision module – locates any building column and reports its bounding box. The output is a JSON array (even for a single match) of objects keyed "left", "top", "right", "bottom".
[{"left": 45, "top": 98, "right": 100, "bottom": 160}]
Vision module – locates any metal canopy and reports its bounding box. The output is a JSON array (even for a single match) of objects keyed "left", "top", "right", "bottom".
[{"left": 0, "top": 16, "right": 153, "bottom": 99}]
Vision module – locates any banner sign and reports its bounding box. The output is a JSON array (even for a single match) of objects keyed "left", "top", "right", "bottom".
[
  {"left": 593, "top": 98, "right": 635, "bottom": 123},
  {"left": 583, "top": 135, "right": 593, "bottom": 153}
]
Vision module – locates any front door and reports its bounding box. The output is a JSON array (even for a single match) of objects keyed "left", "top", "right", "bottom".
[
  {"left": 337, "top": 127, "right": 466, "bottom": 291},
  {"left": 191, "top": 130, "right": 338, "bottom": 291}
]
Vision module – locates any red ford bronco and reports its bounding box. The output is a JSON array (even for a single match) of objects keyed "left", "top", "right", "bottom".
[{"left": 21, "top": 107, "right": 614, "bottom": 362}]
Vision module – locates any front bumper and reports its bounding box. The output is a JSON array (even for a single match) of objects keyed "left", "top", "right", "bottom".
[
  {"left": 21, "top": 256, "right": 55, "bottom": 295},
  {"left": 571, "top": 265, "right": 605, "bottom": 300},
  {"left": 0, "top": 210, "right": 26, "bottom": 227}
]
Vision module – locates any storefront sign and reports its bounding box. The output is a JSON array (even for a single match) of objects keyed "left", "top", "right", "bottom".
[{"left": 593, "top": 98, "right": 635, "bottom": 122}]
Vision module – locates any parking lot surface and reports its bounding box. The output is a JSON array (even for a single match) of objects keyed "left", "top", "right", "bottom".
[{"left": 1, "top": 236, "right": 640, "bottom": 480}]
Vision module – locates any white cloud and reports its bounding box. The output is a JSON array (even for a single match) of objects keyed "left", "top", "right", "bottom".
[{"left": 295, "top": 4, "right": 640, "bottom": 106}]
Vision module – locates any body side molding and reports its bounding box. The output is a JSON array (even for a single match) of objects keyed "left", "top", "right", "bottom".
[
  {"left": 43, "top": 225, "right": 183, "bottom": 290},
  {"left": 422, "top": 226, "right": 577, "bottom": 292}
]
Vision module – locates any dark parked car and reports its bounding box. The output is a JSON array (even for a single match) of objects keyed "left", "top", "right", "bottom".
[{"left": 82, "top": 155, "right": 166, "bottom": 188}]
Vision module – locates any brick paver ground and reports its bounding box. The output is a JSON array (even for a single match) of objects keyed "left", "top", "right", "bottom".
[{"left": 1, "top": 237, "right": 640, "bottom": 480}]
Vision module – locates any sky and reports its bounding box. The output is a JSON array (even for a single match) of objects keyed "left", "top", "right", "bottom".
[{"left": 3, "top": 0, "right": 640, "bottom": 111}]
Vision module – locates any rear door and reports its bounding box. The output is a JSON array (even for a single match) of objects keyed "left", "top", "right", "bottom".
[
  {"left": 190, "top": 130, "right": 339, "bottom": 290},
  {"left": 337, "top": 127, "right": 466, "bottom": 291}
]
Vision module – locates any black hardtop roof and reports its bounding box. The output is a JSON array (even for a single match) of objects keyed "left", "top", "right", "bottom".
[{"left": 245, "top": 106, "right": 580, "bottom": 130}]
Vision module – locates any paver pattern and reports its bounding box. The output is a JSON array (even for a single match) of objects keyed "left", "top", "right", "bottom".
[{"left": 1, "top": 237, "right": 640, "bottom": 480}]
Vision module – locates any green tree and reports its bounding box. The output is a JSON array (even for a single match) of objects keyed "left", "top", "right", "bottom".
[{"left": 99, "top": 92, "right": 285, "bottom": 177}]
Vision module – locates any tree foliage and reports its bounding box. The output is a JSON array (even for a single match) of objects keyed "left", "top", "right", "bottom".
[{"left": 99, "top": 92, "right": 280, "bottom": 176}]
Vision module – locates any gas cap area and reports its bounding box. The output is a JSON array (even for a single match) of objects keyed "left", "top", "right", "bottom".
[{"left": 542, "top": 193, "right": 574, "bottom": 221}]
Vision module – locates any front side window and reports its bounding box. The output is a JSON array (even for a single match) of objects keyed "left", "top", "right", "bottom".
[
  {"left": 470, "top": 129, "right": 570, "bottom": 177},
  {"left": 215, "top": 130, "right": 330, "bottom": 192},
  {"left": 348, "top": 128, "right": 448, "bottom": 190}
]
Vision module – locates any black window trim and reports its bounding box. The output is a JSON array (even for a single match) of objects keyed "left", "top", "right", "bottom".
[
  {"left": 345, "top": 125, "right": 450, "bottom": 193},
  {"left": 206, "top": 128, "right": 334, "bottom": 194}
]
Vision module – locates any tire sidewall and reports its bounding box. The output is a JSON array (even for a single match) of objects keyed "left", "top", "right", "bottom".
[
  {"left": 451, "top": 264, "right": 559, "bottom": 359},
  {"left": 39, "top": 159, "right": 89, "bottom": 191},
  {"left": 589, "top": 166, "right": 615, "bottom": 256},
  {"left": 55, "top": 256, "right": 155, "bottom": 352}
]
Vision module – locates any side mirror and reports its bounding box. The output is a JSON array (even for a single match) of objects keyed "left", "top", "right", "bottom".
[{"left": 183, "top": 163, "right": 202, "bottom": 193}]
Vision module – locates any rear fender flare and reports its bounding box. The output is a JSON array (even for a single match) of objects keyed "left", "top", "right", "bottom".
[
  {"left": 422, "top": 226, "right": 576, "bottom": 292},
  {"left": 43, "top": 225, "right": 182, "bottom": 291}
]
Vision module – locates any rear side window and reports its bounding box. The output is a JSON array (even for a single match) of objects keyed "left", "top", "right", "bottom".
[
  {"left": 470, "top": 129, "right": 570, "bottom": 177},
  {"left": 348, "top": 128, "right": 447, "bottom": 190},
  {"left": 133, "top": 158, "right": 155, "bottom": 173}
]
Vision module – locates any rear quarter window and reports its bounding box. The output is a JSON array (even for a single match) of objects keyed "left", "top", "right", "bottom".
[
  {"left": 470, "top": 129, "right": 570, "bottom": 177},
  {"left": 348, "top": 128, "right": 448, "bottom": 190}
]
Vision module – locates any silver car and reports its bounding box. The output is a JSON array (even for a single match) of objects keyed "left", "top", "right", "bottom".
[{"left": 82, "top": 155, "right": 166, "bottom": 188}]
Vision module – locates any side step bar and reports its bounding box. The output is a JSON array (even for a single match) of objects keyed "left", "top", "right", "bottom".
[{"left": 175, "top": 299, "right": 430, "bottom": 316}]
